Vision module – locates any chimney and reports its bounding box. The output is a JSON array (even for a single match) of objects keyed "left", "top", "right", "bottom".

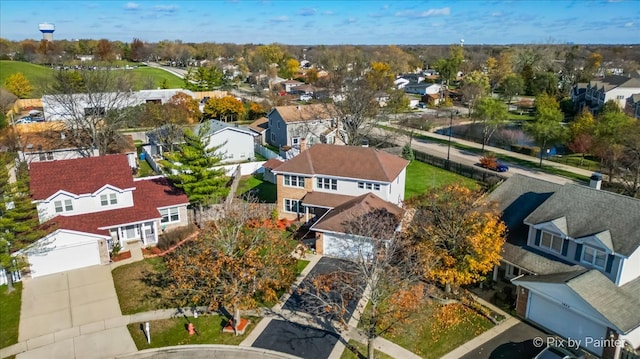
[
  {"left": 300, "top": 137, "right": 307, "bottom": 152},
  {"left": 589, "top": 173, "right": 602, "bottom": 190}
]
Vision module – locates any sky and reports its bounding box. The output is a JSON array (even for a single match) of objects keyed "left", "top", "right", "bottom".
[{"left": 0, "top": 0, "right": 638, "bottom": 45}]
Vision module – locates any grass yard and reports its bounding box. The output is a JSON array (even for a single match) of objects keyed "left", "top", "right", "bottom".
[
  {"left": 112, "top": 257, "right": 173, "bottom": 314},
  {"left": 127, "top": 315, "right": 260, "bottom": 349},
  {"left": 130, "top": 67, "right": 184, "bottom": 90},
  {"left": 296, "top": 260, "right": 310, "bottom": 275},
  {"left": 0, "top": 283, "right": 22, "bottom": 349},
  {"left": 236, "top": 174, "right": 277, "bottom": 203},
  {"left": 341, "top": 340, "right": 394, "bottom": 359},
  {"left": 380, "top": 302, "right": 493, "bottom": 359},
  {"left": 0, "top": 60, "right": 54, "bottom": 98},
  {"left": 405, "top": 160, "right": 480, "bottom": 199},
  {"left": 548, "top": 153, "right": 600, "bottom": 172}
]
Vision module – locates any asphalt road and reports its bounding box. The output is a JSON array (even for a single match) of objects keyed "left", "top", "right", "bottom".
[{"left": 251, "top": 319, "right": 340, "bottom": 359}]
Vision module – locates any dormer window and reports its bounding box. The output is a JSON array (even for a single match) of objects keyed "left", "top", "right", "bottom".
[
  {"left": 54, "top": 199, "right": 73, "bottom": 213},
  {"left": 540, "top": 231, "right": 563, "bottom": 253},
  {"left": 100, "top": 193, "right": 117, "bottom": 206},
  {"left": 582, "top": 246, "right": 606, "bottom": 268}
]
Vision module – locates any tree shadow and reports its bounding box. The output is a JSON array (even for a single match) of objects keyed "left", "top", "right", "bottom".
[{"left": 489, "top": 339, "right": 541, "bottom": 359}]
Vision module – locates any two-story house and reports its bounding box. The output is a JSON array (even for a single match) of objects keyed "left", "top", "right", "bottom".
[
  {"left": 625, "top": 93, "right": 640, "bottom": 120},
  {"left": 266, "top": 104, "right": 342, "bottom": 150},
  {"left": 24, "top": 154, "right": 189, "bottom": 278},
  {"left": 486, "top": 174, "right": 640, "bottom": 358},
  {"left": 271, "top": 144, "right": 408, "bottom": 256},
  {"left": 571, "top": 74, "right": 640, "bottom": 113}
]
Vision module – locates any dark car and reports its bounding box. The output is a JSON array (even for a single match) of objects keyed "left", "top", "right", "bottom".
[
  {"left": 495, "top": 162, "right": 509, "bottom": 172},
  {"left": 534, "top": 345, "right": 581, "bottom": 359}
]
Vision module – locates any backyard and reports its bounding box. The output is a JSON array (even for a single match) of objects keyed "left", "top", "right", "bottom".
[
  {"left": 236, "top": 174, "right": 277, "bottom": 203},
  {"left": 405, "top": 159, "right": 480, "bottom": 198},
  {"left": 0, "top": 283, "right": 22, "bottom": 349}
]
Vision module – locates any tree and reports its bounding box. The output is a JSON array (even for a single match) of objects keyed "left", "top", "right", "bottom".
[
  {"left": 530, "top": 72, "right": 559, "bottom": 96},
  {"left": 0, "top": 88, "right": 17, "bottom": 131},
  {"left": 167, "top": 92, "right": 201, "bottom": 123},
  {"left": 366, "top": 61, "right": 393, "bottom": 92},
  {"left": 620, "top": 121, "right": 640, "bottom": 198},
  {"left": 486, "top": 50, "right": 513, "bottom": 91},
  {"left": 165, "top": 124, "right": 230, "bottom": 223},
  {"left": 184, "top": 65, "right": 223, "bottom": 91},
  {"left": 4, "top": 72, "right": 33, "bottom": 99},
  {"left": 525, "top": 93, "right": 568, "bottom": 166},
  {"left": 280, "top": 58, "right": 300, "bottom": 79},
  {"left": 246, "top": 101, "right": 266, "bottom": 122},
  {"left": 297, "top": 206, "right": 423, "bottom": 359},
  {"left": 164, "top": 200, "right": 297, "bottom": 333},
  {"left": 96, "top": 39, "right": 115, "bottom": 61},
  {"left": 401, "top": 141, "right": 415, "bottom": 162},
  {"left": 472, "top": 97, "right": 509, "bottom": 152},
  {"left": 567, "top": 110, "right": 595, "bottom": 165},
  {"left": 0, "top": 156, "right": 43, "bottom": 292},
  {"left": 593, "top": 103, "right": 635, "bottom": 182},
  {"left": 203, "top": 96, "right": 245, "bottom": 122},
  {"left": 129, "top": 38, "right": 148, "bottom": 62},
  {"left": 42, "top": 67, "right": 136, "bottom": 157},
  {"left": 500, "top": 73, "right": 524, "bottom": 104},
  {"left": 434, "top": 45, "right": 464, "bottom": 85},
  {"left": 406, "top": 185, "right": 506, "bottom": 293},
  {"left": 460, "top": 71, "right": 490, "bottom": 117}
]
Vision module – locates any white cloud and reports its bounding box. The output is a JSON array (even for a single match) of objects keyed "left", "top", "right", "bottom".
[
  {"left": 153, "top": 5, "right": 178, "bottom": 12},
  {"left": 395, "top": 7, "right": 450, "bottom": 18},
  {"left": 625, "top": 22, "right": 634, "bottom": 27},
  {"left": 298, "top": 8, "right": 317, "bottom": 16},
  {"left": 124, "top": 2, "right": 139, "bottom": 10},
  {"left": 271, "top": 15, "right": 289, "bottom": 23}
]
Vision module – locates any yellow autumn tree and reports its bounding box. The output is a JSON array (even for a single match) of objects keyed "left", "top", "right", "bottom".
[
  {"left": 203, "top": 95, "right": 245, "bottom": 122},
  {"left": 405, "top": 184, "right": 506, "bottom": 292},
  {"left": 366, "top": 61, "right": 393, "bottom": 91},
  {"left": 4, "top": 72, "right": 33, "bottom": 99}
]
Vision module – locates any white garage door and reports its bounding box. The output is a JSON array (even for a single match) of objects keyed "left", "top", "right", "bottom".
[
  {"left": 323, "top": 233, "right": 373, "bottom": 260},
  {"left": 528, "top": 293, "right": 606, "bottom": 356},
  {"left": 28, "top": 241, "right": 102, "bottom": 278}
]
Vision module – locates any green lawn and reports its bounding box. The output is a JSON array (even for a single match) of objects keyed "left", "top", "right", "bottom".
[
  {"left": 341, "top": 340, "right": 394, "bottom": 359},
  {"left": 236, "top": 174, "right": 277, "bottom": 203},
  {"left": 548, "top": 153, "right": 600, "bottom": 172},
  {"left": 129, "top": 67, "right": 184, "bottom": 90},
  {"left": 380, "top": 302, "right": 493, "bottom": 359},
  {"left": 296, "top": 260, "right": 310, "bottom": 275},
  {"left": 405, "top": 160, "right": 480, "bottom": 199},
  {"left": 127, "top": 315, "right": 260, "bottom": 349},
  {"left": 0, "top": 283, "right": 22, "bottom": 349},
  {"left": 0, "top": 60, "right": 54, "bottom": 98},
  {"left": 112, "top": 257, "right": 173, "bottom": 314}
]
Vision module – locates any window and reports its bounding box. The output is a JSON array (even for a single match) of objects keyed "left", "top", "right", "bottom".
[
  {"left": 317, "top": 177, "right": 337, "bottom": 190},
  {"left": 616, "top": 95, "right": 625, "bottom": 99},
  {"left": 582, "top": 246, "right": 606, "bottom": 268},
  {"left": 292, "top": 137, "right": 300, "bottom": 145},
  {"left": 284, "top": 199, "right": 304, "bottom": 213},
  {"left": 124, "top": 225, "right": 137, "bottom": 239},
  {"left": 271, "top": 133, "right": 276, "bottom": 143},
  {"left": 358, "top": 181, "right": 381, "bottom": 191},
  {"left": 39, "top": 152, "right": 54, "bottom": 161},
  {"left": 84, "top": 106, "right": 105, "bottom": 117},
  {"left": 540, "top": 232, "right": 562, "bottom": 253},
  {"left": 100, "top": 193, "right": 117, "bottom": 206},
  {"left": 284, "top": 175, "right": 305, "bottom": 187},
  {"left": 54, "top": 199, "right": 73, "bottom": 213},
  {"left": 160, "top": 207, "right": 180, "bottom": 223}
]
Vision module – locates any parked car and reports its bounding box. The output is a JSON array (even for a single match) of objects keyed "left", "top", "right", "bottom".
[
  {"left": 534, "top": 345, "right": 581, "bottom": 359},
  {"left": 299, "top": 94, "right": 313, "bottom": 101},
  {"left": 15, "top": 117, "right": 33, "bottom": 124},
  {"left": 480, "top": 154, "right": 509, "bottom": 172}
]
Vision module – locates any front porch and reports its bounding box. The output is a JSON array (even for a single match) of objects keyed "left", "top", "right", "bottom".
[
  {"left": 107, "top": 220, "right": 159, "bottom": 252},
  {"left": 469, "top": 261, "right": 531, "bottom": 313}
]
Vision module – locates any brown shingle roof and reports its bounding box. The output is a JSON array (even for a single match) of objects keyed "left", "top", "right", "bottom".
[
  {"left": 30, "top": 155, "right": 135, "bottom": 200},
  {"left": 272, "top": 104, "right": 335, "bottom": 123},
  {"left": 311, "top": 193, "right": 404, "bottom": 234},
  {"left": 302, "top": 192, "right": 356, "bottom": 208},
  {"left": 263, "top": 158, "right": 284, "bottom": 170},
  {"left": 273, "top": 144, "right": 409, "bottom": 182},
  {"left": 249, "top": 117, "right": 269, "bottom": 133}
]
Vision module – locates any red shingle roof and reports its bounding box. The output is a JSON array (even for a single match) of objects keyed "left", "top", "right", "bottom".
[
  {"left": 273, "top": 144, "right": 409, "bottom": 182},
  {"left": 30, "top": 155, "right": 135, "bottom": 200},
  {"left": 263, "top": 158, "right": 284, "bottom": 170},
  {"left": 40, "top": 176, "right": 189, "bottom": 235}
]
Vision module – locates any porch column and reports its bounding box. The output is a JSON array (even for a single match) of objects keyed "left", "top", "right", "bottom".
[{"left": 493, "top": 264, "right": 499, "bottom": 281}]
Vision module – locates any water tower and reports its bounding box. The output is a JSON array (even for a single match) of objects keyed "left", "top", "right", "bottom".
[{"left": 39, "top": 23, "right": 55, "bottom": 41}]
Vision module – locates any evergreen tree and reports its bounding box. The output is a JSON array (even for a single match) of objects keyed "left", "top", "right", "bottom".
[
  {"left": 401, "top": 142, "right": 415, "bottom": 162},
  {"left": 0, "top": 156, "right": 43, "bottom": 291},
  {"left": 165, "top": 124, "right": 229, "bottom": 225}
]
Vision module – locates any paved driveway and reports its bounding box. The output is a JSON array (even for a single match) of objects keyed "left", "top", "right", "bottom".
[
  {"left": 251, "top": 319, "right": 340, "bottom": 359},
  {"left": 16, "top": 265, "right": 137, "bottom": 359},
  {"left": 283, "top": 257, "right": 363, "bottom": 321},
  {"left": 459, "top": 321, "right": 558, "bottom": 359}
]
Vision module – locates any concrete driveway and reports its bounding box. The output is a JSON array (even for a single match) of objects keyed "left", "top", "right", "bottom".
[{"left": 17, "top": 265, "right": 137, "bottom": 359}]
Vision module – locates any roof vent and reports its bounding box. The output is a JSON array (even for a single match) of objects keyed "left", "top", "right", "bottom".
[{"left": 589, "top": 173, "right": 602, "bottom": 190}]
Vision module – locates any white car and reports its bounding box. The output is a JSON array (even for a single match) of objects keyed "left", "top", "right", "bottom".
[
  {"left": 15, "top": 118, "right": 33, "bottom": 124},
  {"left": 299, "top": 94, "right": 313, "bottom": 101}
]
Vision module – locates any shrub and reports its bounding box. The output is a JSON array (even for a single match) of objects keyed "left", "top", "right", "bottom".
[
  {"left": 158, "top": 224, "right": 197, "bottom": 251},
  {"left": 110, "top": 241, "right": 122, "bottom": 258}
]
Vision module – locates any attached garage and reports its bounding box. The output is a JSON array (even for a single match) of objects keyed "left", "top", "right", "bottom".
[
  {"left": 320, "top": 232, "right": 373, "bottom": 260},
  {"left": 23, "top": 231, "right": 109, "bottom": 278},
  {"left": 527, "top": 292, "right": 607, "bottom": 356}
]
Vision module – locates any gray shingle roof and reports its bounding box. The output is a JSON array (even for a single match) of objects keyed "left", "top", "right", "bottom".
[
  {"left": 195, "top": 120, "right": 256, "bottom": 137},
  {"left": 502, "top": 242, "right": 583, "bottom": 275},
  {"left": 524, "top": 184, "right": 640, "bottom": 256},
  {"left": 514, "top": 270, "right": 640, "bottom": 333}
]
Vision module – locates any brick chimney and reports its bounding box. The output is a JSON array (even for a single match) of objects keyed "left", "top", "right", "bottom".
[{"left": 300, "top": 137, "right": 307, "bottom": 152}]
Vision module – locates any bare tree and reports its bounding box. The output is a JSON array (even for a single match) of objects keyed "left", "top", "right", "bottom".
[
  {"left": 295, "top": 206, "right": 423, "bottom": 359},
  {"left": 42, "top": 67, "right": 136, "bottom": 157}
]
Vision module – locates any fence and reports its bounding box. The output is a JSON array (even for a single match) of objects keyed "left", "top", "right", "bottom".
[
  {"left": 255, "top": 145, "right": 280, "bottom": 160},
  {"left": 413, "top": 149, "right": 507, "bottom": 186},
  {"left": 0, "top": 268, "right": 21, "bottom": 286},
  {"left": 621, "top": 349, "right": 640, "bottom": 359}
]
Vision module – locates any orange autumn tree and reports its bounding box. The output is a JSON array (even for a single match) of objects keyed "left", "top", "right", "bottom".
[
  {"left": 164, "top": 200, "right": 297, "bottom": 333},
  {"left": 167, "top": 91, "right": 202, "bottom": 123},
  {"left": 406, "top": 184, "right": 506, "bottom": 293},
  {"left": 203, "top": 95, "right": 245, "bottom": 122}
]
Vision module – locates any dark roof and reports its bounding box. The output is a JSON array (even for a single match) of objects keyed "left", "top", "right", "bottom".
[
  {"left": 595, "top": 75, "right": 640, "bottom": 88},
  {"left": 524, "top": 184, "right": 640, "bottom": 256},
  {"left": 502, "top": 242, "right": 583, "bottom": 275},
  {"left": 514, "top": 270, "right": 640, "bottom": 333},
  {"left": 30, "top": 155, "right": 135, "bottom": 200},
  {"left": 311, "top": 193, "right": 404, "bottom": 234},
  {"left": 249, "top": 117, "right": 269, "bottom": 133},
  {"left": 273, "top": 144, "right": 409, "bottom": 183},
  {"left": 486, "top": 174, "right": 561, "bottom": 245}
]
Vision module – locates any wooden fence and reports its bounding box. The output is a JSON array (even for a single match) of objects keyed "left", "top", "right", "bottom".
[{"left": 412, "top": 149, "right": 507, "bottom": 186}]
